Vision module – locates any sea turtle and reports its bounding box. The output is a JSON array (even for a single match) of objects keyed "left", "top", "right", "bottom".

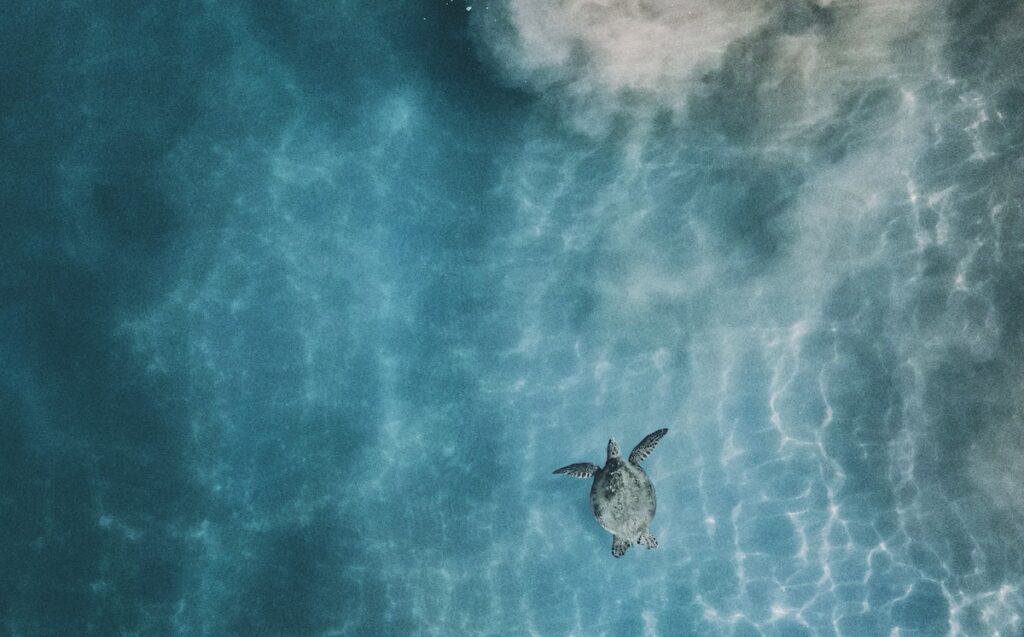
[{"left": 553, "top": 428, "right": 668, "bottom": 558}]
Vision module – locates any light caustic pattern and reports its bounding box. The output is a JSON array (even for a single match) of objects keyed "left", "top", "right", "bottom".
[
  {"left": 477, "top": 1, "right": 1024, "bottom": 634},
  {"left": 2, "top": 1, "right": 1024, "bottom": 636}
]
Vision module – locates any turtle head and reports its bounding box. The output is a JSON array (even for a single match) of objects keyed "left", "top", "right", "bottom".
[{"left": 607, "top": 438, "right": 622, "bottom": 461}]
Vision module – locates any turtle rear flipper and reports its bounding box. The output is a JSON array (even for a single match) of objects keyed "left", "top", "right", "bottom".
[
  {"left": 638, "top": 529, "right": 658, "bottom": 549},
  {"left": 612, "top": 535, "right": 632, "bottom": 558}
]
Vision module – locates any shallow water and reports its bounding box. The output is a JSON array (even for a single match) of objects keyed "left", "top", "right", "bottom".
[{"left": 3, "top": 2, "right": 1024, "bottom": 635}]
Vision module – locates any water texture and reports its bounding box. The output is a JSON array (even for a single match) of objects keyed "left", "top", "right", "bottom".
[{"left": 2, "top": 1, "right": 1024, "bottom": 635}]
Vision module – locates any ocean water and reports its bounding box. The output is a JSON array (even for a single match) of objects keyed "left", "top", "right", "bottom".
[{"left": 3, "top": 1, "right": 1024, "bottom": 635}]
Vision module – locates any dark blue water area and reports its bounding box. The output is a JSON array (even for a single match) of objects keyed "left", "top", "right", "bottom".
[{"left": 2, "top": 1, "right": 1024, "bottom": 635}]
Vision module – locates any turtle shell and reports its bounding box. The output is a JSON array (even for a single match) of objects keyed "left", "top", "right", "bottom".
[{"left": 590, "top": 461, "right": 656, "bottom": 538}]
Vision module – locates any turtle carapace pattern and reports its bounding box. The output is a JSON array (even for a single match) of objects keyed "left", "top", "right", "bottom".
[{"left": 553, "top": 428, "right": 668, "bottom": 558}]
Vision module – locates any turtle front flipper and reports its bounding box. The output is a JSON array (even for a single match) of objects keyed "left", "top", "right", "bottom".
[
  {"left": 552, "top": 463, "right": 599, "bottom": 478},
  {"left": 638, "top": 529, "right": 658, "bottom": 549},
  {"left": 612, "top": 535, "right": 632, "bottom": 558},
  {"left": 629, "top": 428, "right": 668, "bottom": 464}
]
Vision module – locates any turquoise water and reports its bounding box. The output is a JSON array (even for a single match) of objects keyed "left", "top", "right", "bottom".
[{"left": 3, "top": 2, "right": 1024, "bottom": 635}]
